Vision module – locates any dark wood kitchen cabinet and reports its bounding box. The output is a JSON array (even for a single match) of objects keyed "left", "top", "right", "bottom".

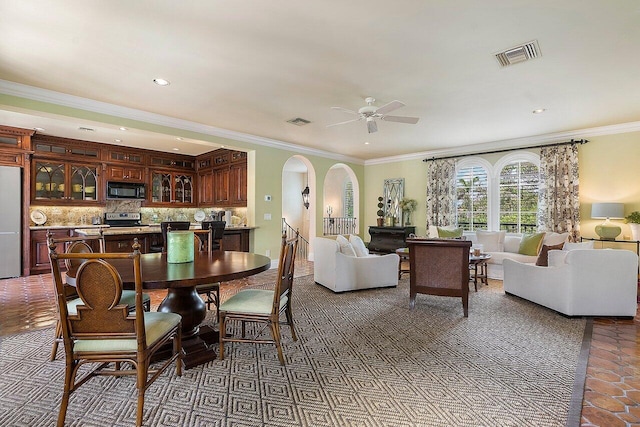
[{"left": 30, "top": 229, "right": 70, "bottom": 275}]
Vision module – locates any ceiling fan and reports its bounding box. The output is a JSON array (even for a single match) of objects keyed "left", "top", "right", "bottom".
[{"left": 327, "top": 97, "right": 419, "bottom": 133}]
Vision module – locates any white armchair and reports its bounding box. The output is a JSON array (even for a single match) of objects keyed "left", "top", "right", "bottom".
[
  {"left": 313, "top": 237, "right": 399, "bottom": 292},
  {"left": 503, "top": 249, "right": 638, "bottom": 317}
]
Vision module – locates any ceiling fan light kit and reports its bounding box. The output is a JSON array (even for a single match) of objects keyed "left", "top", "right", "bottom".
[{"left": 328, "top": 96, "right": 419, "bottom": 133}]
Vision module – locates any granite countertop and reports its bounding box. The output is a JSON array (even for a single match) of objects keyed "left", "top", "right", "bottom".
[
  {"left": 30, "top": 224, "right": 105, "bottom": 230},
  {"left": 73, "top": 225, "right": 256, "bottom": 236}
]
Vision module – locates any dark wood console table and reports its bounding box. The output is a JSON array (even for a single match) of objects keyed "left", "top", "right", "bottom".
[{"left": 368, "top": 226, "right": 416, "bottom": 254}]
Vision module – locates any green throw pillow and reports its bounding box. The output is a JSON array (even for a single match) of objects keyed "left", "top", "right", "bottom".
[
  {"left": 437, "top": 227, "right": 463, "bottom": 238},
  {"left": 518, "top": 232, "right": 546, "bottom": 256}
]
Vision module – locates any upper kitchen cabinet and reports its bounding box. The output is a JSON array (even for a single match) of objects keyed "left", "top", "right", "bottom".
[
  {"left": 0, "top": 125, "right": 33, "bottom": 167},
  {"left": 33, "top": 134, "right": 101, "bottom": 161},
  {"left": 149, "top": 153, "right": 195, "bottom": 170},
  {"left": 196, "top": 149, "right": 247, "bottom": 207},
  {"left": 32, "top": 161, "right": 100, "bottom": 204},
  {"left": 31, "top": 135, "right": 102, "bottom": 205},
  {"left": 103, "top": 148, "right": 146, "bottom": 182},
  {"left": 149, "top": 171, "right": 195, "bottom": 206}
]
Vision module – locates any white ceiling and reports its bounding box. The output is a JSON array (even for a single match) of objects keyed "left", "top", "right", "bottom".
[{"left": 1, "top": 1, "right": 639, "bottom": 161}]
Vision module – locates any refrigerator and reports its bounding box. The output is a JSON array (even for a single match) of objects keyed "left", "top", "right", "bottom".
[{"left": 0, "top": 166, "right": 21, "bottom": 278}]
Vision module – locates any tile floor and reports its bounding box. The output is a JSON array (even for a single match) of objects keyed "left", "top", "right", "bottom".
[{"left": 0, "top": 263, "right": 637, "bottom": 427}]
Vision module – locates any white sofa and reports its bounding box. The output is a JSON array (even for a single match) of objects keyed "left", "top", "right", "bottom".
[
  {"left": 503, "top": 249, "right": 638, "bottom": 317},
  {"left": 427, "top": 226, "right": 569, "bottom": 280},
  {"left": 313, "top": 236, "right": 399, "bottom": 292}
]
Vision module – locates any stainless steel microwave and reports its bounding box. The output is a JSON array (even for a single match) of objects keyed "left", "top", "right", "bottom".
[{"left": 106, "top": 181, "right": 146, "bottom": 200}]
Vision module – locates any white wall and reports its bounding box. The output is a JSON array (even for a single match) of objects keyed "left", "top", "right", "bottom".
[{"left": 282, "top": 170, "right": 309, "bottom": 239}]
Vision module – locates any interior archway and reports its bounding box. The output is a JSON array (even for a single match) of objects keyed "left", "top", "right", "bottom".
[
  {"left": 282, "top": 155, "right": 315, "bottom": 260},
  {"left": 323, "top": 163, "right": 360, "bottom": 236}
]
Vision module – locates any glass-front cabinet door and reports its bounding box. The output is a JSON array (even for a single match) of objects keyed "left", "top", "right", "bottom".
[
  {"left": 151, "top": 172, "right": 172, "bottom": 204},
  {"left": 33, "top": 161, "right": 99, "bottom": 203},
  {"left": 150, "top": 171, "right": 194, "bottom": 205},
  {"left": 70, "top": 165, "right": 98, "bottom": 201},
  {"left": 34, "top": 162, "right": 65, "bottom": 201},
  {"left": 174, "top": 174, "right": 193, "bottom": 204}
]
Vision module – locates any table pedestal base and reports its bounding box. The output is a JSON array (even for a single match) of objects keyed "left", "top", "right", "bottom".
[{"left": 154, "top": 325, "right": 220, "bottom": 369}]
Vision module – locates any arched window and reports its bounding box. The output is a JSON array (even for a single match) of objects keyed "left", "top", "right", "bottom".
[
  {"left": 455, "top": 160, "right": 489, "bottom": 231},
  {"left": 498, "top": 157, "right": 539, "bottom": 233}
]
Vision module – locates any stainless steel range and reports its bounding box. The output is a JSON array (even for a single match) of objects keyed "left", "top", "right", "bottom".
[{"left": 104, "top": 212, "right": 143, "bottom": 227}]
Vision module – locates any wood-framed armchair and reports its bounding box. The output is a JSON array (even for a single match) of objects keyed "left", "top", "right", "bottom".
[
  {"left": 218, "top": 231, "right": 299, "bottom": 365},
  {"left": 407, "top": 238, "right": 472, "bottom": 317},
  {"left": 48, "top": 231, "right": 151, "bottom": 361},
  {"left": 48, "top": 238, "right": 183, "bottom": 427}
]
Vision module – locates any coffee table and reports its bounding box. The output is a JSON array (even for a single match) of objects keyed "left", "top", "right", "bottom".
[{"left": 469, "top": 253, "right": 491, "bottom": 291}]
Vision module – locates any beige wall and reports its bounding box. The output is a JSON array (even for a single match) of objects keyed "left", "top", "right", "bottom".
[{"left": 363, "top": 131, "right": 640, "bottom": 243}]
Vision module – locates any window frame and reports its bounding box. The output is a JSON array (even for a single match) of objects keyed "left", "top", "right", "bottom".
[
  {"left": 455, "top": 157, "right": 492, "bottom": 231},
  {"left": 492, "top": 152, "right": 540, "bottom": 232}
]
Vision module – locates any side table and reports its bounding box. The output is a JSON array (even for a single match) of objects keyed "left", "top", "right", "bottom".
[
  {"left": 469, "top": 254, "right": 491, "bottom": 291},
  {"left": 396, "top": 247, "right": 410, "bottom": 279}
]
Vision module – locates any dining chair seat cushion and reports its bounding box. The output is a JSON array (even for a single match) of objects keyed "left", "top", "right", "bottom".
[
  {"left": 73, "top": 312, "right": 182, "bottom": 353},
  {"left": 66, "top": 290, "right": 150, "bottom": 315},
  {"left": 220, "top": 289, "right": 287, "bottom": 315}
]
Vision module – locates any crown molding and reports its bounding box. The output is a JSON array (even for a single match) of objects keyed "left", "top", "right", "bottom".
[
  {"left": 0, "top": 79, "right": 363, "bottom": 165},
  {"left": 364, "top": 120, "right": 640, "bottom": 166}
]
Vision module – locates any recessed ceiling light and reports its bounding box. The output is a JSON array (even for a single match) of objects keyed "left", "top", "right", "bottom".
[
  {"left": 172, "top": 148, "right": 180, "bottom": 151},
  {"left": 119, "top": 127, "right": 127, "bottom": 131},
  {"left": 176, "top": 137, "right": 183, "bottom": 141},
  {"left": 153, "top": 78, "right": 170, "bottom": 86},
  {"left": 114, "top": 139, "right": 122, "bottom": 143},
  {"left": 532, "top": 108, "right": 546, "bottom": 114},
  {"left": 364, "top": 142, "right": 370, "bottom": 145},
  {"left": 220, "top": 145, "right": 225, "bottom": 148}
]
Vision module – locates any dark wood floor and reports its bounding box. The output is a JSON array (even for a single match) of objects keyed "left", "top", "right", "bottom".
[{"left": 0, "top": 262, "right": 637, "bottom": 426}]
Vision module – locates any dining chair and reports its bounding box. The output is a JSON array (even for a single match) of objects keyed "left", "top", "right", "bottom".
[
  {"left": 48, "top": 238, "right": 183, "bottom": 427},
  {"left": 218, "top": 231, "right": 299, "bottom": 365},
  {"left": 149, "top": 221, "right": 191, "bottom": 252},
  {"left": 407, "top": 238, "right": 472, "bottom": 317},
  {"left": 48, "top": 231, "right": 151, "bottom": 361},
  {"left": 196, "top": 221, "right": 226, "bottom": 313},
  {"left": 201, "top": 220, "right": 226, "bottom": 251}
]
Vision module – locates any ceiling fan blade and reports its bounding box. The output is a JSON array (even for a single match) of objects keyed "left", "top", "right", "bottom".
[
  {"left": 327, "top": 117, "right": 362, "bottom": 128},
  {"left": 381, "top": 115, "right": 419, "bottom": 124},
  {"left": 367, "top": 119, "right": 378, "bottom": 133},
  {"left": 375, "top": 100, "right": 405, "bottom": 115},
  {"left": 331, "top": 106, "right": 359, "bottom": 115}
]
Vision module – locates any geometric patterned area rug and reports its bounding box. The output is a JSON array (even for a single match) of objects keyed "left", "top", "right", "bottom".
[{"left": 0, "top": 275, "right": 586, "bottom": 427}]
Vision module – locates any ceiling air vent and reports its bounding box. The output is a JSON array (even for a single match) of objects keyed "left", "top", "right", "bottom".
[
  {"left": 78, "top": 126, "right": 96, "bottom": 132},
  {"left": 286, "top": 117, "right": 311, "bottom": 126},
  {"left": 495, "top": 40, "right": 541, "bottom": 67}
]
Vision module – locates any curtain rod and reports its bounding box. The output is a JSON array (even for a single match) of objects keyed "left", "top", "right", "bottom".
[{"left": 422, "top": 138, "right": 588, "bottom": 162}]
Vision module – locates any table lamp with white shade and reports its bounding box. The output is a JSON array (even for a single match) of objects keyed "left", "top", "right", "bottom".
[{"left": 591, "top": 203, "right": 625, "bottom": 240}]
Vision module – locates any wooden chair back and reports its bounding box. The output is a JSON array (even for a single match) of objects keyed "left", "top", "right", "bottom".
[
  {"left": 273, "top": 231, "right": 298, "bottom": 315},
  {"left": 407, "top": 238, "right": 472, "bottom": 317},
  {"left": 201, "top": 220, "right": 226, "bottom": 251},
  {"left": 193, "top": 228, "right": 213, "bottom": 253},
  {"left": 49, "top": 241, "right": 146, "bottom": 348}
]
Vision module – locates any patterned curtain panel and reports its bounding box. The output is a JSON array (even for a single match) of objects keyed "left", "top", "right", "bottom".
[
  {"left": 426, "top": 158, "right": 456, "bottom": 228},
  {"left": 538, "top": 144, "right": 580, "bottom": 241}
]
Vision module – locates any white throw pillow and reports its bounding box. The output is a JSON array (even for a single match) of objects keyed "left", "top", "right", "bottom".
[
  {"left": 349, "top": 234, "right": 369, "bottom": 257},
  {"left": 476, "top": 231, "right": 506, "bottom": 252},
  {"left": 336, "top": 235, "right": 357, "bottom": 257},
  {"left": 503, "top": 236, "right": 521, "bottom": 253},
  {"left": 563, "top": 241, "right": 594, "bottom": 251},
  {"left": 543, "top": 232, "right": 570, "bottom": 246}
]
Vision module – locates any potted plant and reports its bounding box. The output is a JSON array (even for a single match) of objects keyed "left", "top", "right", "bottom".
[
  {"left": 625, "top": 211, "right": 640, "bottom": 241},
  {"left": 399, "top": 197, "right": 418, "bottom": 226},
  {"left": 376, "top": 197, "right": 385, "bottom": 226}
]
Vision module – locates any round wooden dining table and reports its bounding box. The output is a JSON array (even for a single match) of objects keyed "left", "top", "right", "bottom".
[{"left": 109, "top": 250, "right": 271, "bottom": 368}]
